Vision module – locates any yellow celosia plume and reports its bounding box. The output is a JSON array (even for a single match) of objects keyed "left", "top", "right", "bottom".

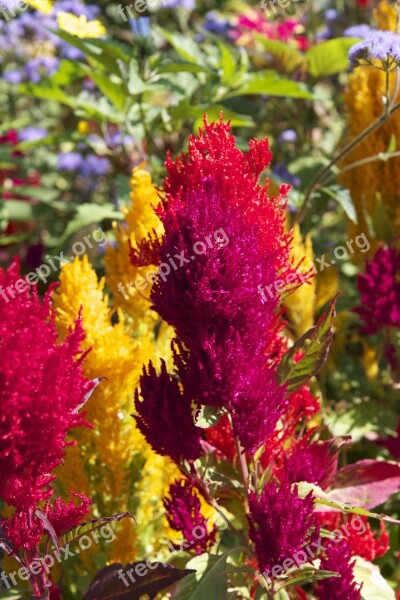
[
  {"left": 284, "top": 223, "right": 316, "bottom": 337},
  {"left": 53, "top": 256, "right": 180, "bottom": 564},
  {"left": 105, "top": 168, "right": 163, "bottom": 327},
  {"left": 340, "top": 1, "right": 400, "bottom": 247}
]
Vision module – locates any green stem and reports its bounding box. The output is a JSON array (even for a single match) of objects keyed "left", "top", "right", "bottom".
[
  {"left": 296, "top": 100, "right": 400, "bottom": 223},
  {"left": 321, "top": 150, "right": 400, "bottom": 186}
]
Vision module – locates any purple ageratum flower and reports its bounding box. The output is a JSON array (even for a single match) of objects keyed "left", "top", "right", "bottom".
[
  {"left": 278, "top": 129, "right": 297, "bottom": 144},
  {"left": 349, "top": 30, "right": 400, "bottom": 66},
  {"left": 24, "top": 56, "right": 59, "bottom": 83},
  {"left": 354, "top": 245, "right": 400, "bottom": 334},
  {"left": 273, "top": 163, "right": 301, "bottom": 187},
  {"left": 315, "top": 541, "right": 362, "bottom": 600},
  {"left": 18, "top": 127, "right": 47, "bottom": 142},
  {"left": 163, "top": 0, "right": 195, "bottom": 10},
  {"left": 344, "top": 24, "right": 372, "bottom": 39},
  {"left": 80, "top": 155, "right": 110, "bottom": 177},
  {"left": 163, "top": 479, "right": 217, "bottom": 554},
  {"left": 248, "top": 481, "right": 319, "bottom": 574},
  {"left": 325, "top": 9, "right": 339, "bottom": 22},
  {"left": 203, "top": 11, "right": 230, "bottom": 35},
  {"left": 54, "top": 0, "right": 100, "bottom": 18},
  {"left": 3, "top": 69, "right": 23, "bottom": 84},
  {"left": 57, "top": 152, "right": 82, "bottom": 171},
  {"left": 134, "top": 360, "right": 202, "bottom": 462},
  {"left": 130, "top": 16, "right": 151, "bottom": 38}
]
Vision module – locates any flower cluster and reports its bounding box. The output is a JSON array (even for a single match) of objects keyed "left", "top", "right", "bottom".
[
  {"left": 349, "top": 30, "right": 400, "bottom": 67},
  {"left": 163, "top": 479, "right": 217, "bottom": 555},
  {"left": 315, "top": 541, "right": 362, "bottom": 600},
  {"left": 247, "top": 482, "right": 319, "bottom": 573},
  {"left": 0, "top": 259, "right": 92, "bottom": 595},
  {"left": 133, "top": 117, "right": 294, "bottom": 455}
]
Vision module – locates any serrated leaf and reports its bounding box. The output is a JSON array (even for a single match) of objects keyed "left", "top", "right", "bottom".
[
  {"left": 297, "top": 482, "right": 400, "bottom": 525},
  {"left": 278, "top": 295, "right": 337, "bottom": 391},
  {"left": 60, "top": 512, "right": 135, "bottom": 548}
]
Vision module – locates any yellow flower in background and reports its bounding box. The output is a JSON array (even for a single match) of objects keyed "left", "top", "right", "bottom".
[
  {"left": 105, "top": 168, "right": 163, "bottom": 327},
  {"left": 53, "top": 256, "right": 181, "bottom": 564},
  {"left": 25, "top": 0, "right": 53, "bottom": 13},
  {"left": 284, "top": 223, "right": 316, "bottom": 338},
  {"left": 57, "top": 12, "right": 106, "bottom": 38},
  {"left": 340, "top": 0, "right": 400, "bottom": 249}
]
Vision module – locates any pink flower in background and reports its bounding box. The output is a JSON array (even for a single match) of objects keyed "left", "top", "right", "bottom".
[{"left": 354, "top": 245, "right": 400, "bottom": 334}]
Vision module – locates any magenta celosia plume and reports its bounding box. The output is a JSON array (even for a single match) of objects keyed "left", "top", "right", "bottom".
[
  {"left": 315, "top": 541, "right": 362, "bottom": 600},
  {"left": 134, "top": 359, "right": 202, "bottom": 462},
  {"left": 0, "top": 258, "right": 92, "bottom": 579},
  {"left": 0, "top": 259, "right": 91, "bottom": 512},
  {"left": 163, "top": 479, "right": 216, "bottom": 554},
  {"left": 247, "top": 481, "right": 319, "bottom": 573},
  {"left": 281, "top": 438, "right": 339, "bottom": 490},
  {"left": 354, "top": 245, "right": 400, "bottom": 334},
  {"left": 133, "top": 117, "right": 295, "bottom": 454}
]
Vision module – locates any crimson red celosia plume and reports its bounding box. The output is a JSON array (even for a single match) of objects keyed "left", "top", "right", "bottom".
[
  {"left": 0, "top": 258, "right": 92, "bottom": 511},
  {"left": 0, "top": 258, "right": 92, "bottom": 576},
  {"left": 133, "top": 117, "right": 295, "bottom": 453}
]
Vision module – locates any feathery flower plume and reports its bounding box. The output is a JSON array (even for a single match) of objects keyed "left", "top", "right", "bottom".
[
  {"left": 341, "top": 1, "right": 400, "bottom": 245},
  {"left": 105, "top": 167, "right": 164, "bottom": 327},
  {"left": 315, "top": 541, "right": 362, "bottom": 600},
  {"left": 133, "top": 117, "right": 294, "bottom": 453},
  {"left": 54, "top": 256, "right": 181, "bottom": 563},
  {"left": 248, "top": 482, "right": 319, "bottom": 573},
  {"left": 354, "top": 245, "right": 400, "bottom": 333},
  {"left": 134, "top": 360, "right": 202, "bottom": 462},
  {"left": 163, "top": 479, "right": 217, "bottom": 554},
  {"left": 281, "top": 439, "right": 339, "bottom": 489},
  {"left": 0, "top": 258, "right": 92, "bottom": 596}
]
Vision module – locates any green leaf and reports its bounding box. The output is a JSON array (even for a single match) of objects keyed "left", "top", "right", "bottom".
[
  {"left": 217, "top": 41, "right": 239, "bottom": 84},
  {"left": 82, "top": 63, "right": 126, "bottom": 111},
  {"left": 61, "top": 512, "right": 135, "bottom": 547},
  {"left": 158, "top": 27, "right": 207, "bottom": 66},
  {"left": 278, "top": 296, "right": 337, "bottom": 391},
  {"left": 224, "top": 71, "right": 313, "bottom": 99},
  {"left": 51, "top": 30, "right": 122, "bottom": 74},
  {"left": 306, "top": 38, "right": 360, "bottom": 77},
  {"left": 173, "top": 553, "right": 230, "bottom": 600},
  {"left": 46, "top": 203, "right": 121, "bottom": 247},
  {"left": 253, "top": 35, "right": 305, "bottom": 74},
  {"left": 157, "top": 61, "right": 213, "bottom": 74},
  {"left": 353, "top": 557, "right": 396, "bottom": 600},
  {"left": 297, "top": 482, "right": 400, "bottom": 525},
  {"left": 325, "top": 401, "right": 397, "bottom": 443},
  {"left": 280, "top": 566, "right": 340, "bottom": 589},
  {"left": 194, "top": 406, "right": 224, "bottom": 429},
  {"left": 321, "top": 185, "right": 358, "bottom": 224}
]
